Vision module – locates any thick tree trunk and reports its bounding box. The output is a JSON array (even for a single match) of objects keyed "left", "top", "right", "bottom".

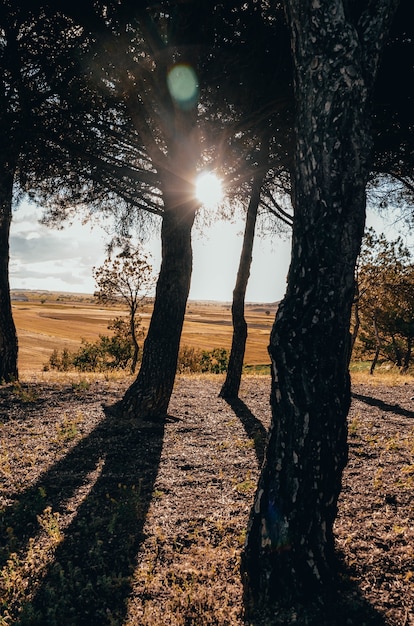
[
  {"left": 219, "top": 146, "right": 267, "bottom": 399},
  {"left": 0, "top": 161, "right": 18, "bottom": 383},
  {"left": 242, "top": 0, "right": 399, "bottom": 610},
  {"left": 119, "top": 169, "right": 197, "bottom": 419}
]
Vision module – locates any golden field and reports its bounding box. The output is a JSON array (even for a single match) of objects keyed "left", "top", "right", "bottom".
[{"left": 12, "top": 291, "right": 277, "bottom": 374}]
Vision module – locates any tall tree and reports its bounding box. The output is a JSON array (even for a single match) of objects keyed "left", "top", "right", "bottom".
[
  {"left": 0, "top": 2, "right": 142, "bottom": 382},
  {"left": 1, "top": 1, "right": 206, "bottom": 412},
  {"left": 0, "top": 4, "right": 29, "bottom": 382},
  {"left": 242, "top": 0, "right": 402, "bottom": 612},
  {"left": 211, "top": 1, "right": 293, "bottom": 399}
]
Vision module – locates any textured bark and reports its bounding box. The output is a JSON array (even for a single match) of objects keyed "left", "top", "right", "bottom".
[
  {"left": 242, "top": 0, "right": 400, "bottom": 610},
  {"left": 119, "top": 157, "right": 197, "bottom": 419},
  {"left": 219, "top": 146, "right": 267, "bottom": 400},
  {"left": 0, "top": 161, "right": 18, "bottom": 382},
  {"left": 130, "top": 312, "right": 139, "bottom": 375}
]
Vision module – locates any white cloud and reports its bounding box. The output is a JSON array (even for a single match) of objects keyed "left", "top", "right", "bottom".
[{"left": 10, "top": 201, "right": 108, "bottom": 293}]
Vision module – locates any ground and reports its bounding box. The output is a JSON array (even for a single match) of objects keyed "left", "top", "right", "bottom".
[{"left": 0, "top": 376, "right": 413, "bottom": 625}]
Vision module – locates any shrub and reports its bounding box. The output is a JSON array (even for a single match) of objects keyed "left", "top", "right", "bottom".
[
  {"left": 177, "top": 346, "right": 204, "bottom": 373},
  {"left": 46, "top": 339, "right": 229, "bottom": 375},
  {"left": 200, "top": 347, "right": 229, "bottom": 374}
]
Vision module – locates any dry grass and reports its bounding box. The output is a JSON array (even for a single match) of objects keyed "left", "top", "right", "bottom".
[
  {"left": 0, "top": 376, "right": 413, "bottom": 625},
  {"left": 13, "top": 295, "right": 276, "bottom": 374},
  {"left": 350, "top": 363, "right": 414, "bottom": 387}
]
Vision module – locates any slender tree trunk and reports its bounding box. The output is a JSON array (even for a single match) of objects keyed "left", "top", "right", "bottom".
[
  {"left": 349, "top": 280, "right": 360, "bottom": 360},
  {"left": 402, "top": 336, "right": 412, "bottom": 372},
  {"left": 391, "top": 333, "right": 402, "bottom": 367},
  {"left": 119, "top": 160, "right": 197, "bottom": 419},
  {"left": 370, "top": 316, "right": 381, "bottom": 375},
  {"left": 0, "top": 159, "right": 18, "bottom": 383},
  {"left": 242, "top": 0, "right": 399, "bottom": 610},
  {"left": 219, "top": 140, "right": 268, "bottom": 399}
]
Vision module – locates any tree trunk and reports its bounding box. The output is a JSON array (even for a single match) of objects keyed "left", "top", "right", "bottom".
[
  {"left": 349, "top": 279, "right": 360, "bottom": 360},
  {"left": 370, "top": 316, "right": 381, "bottom": 375},
  {"left": 130, "top": 311, "right": 139, "bottom": 375},
  {"left": 402, "top": 335, "right": 412, "bottom": 372},
  {"left": 219, "top": 140, "right": 268, "bottom": 399},
  {"left": 242, "top": 0, "right": 399, "bottom": 610},
  {"left": 119, "top": 166, "right": 197, "bottom": 419},
  {"left": 391, "top": 333, "right": 402, "bottom": 367},
  {"left": 0, "top": 160, "right": 18, "bottom": 383}
]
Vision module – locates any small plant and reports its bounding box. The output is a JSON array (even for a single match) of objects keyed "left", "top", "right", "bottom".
[
  {"left": 71, "top": 379, "right": 91, "bottom": 392},
  {"left": 234, "top": 471, "right": 256, "bottom": 494},
  {"left": 177, "top": 345, "right": 204, "bottom": 373},
  {"left": 177, "top": 345, "right": 230, "bottom": 374},
  {"left": 200, "top": 348, "right": 229, "bottom": 374},
  {"left": 11, "top": 382, "right": 38, "bottom": 403},
  {"left": 37, "top": 507, "right": 62, "bottom": 542},
  {"left": 56, "top": 415, "right": 79, "bottom": 442},
  {"left": 348, "top": 417, "right": 360, "bottom": 437}
]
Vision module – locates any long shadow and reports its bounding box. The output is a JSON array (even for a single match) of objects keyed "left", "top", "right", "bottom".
[
  {"left": 224, "top": 397, "right": 268, "bottom": 467},
  {"left": 352, "top": 392, "right": 414, "bottom": 419},
  {"left": 0, "top": 409, "right": 165, "bottom": 625},
  {"left": 244, "top": 554, "right": 387, "bottom": 625}
]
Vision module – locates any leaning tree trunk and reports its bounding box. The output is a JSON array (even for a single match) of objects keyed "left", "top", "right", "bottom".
[
  {"left": 0, "top": 160, "right": 18, "bottom": 383},
  {"left": 219, "top": 140, "right": 268, "bottom": 399},
  {"left": 242, "top": 0, "right": 399, "bottom": 610},
  {"left": 119, "top": 163, "right": 197, "bottom": 419}
]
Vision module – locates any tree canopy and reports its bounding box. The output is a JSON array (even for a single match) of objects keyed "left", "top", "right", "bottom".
[{"left": 94, "top": 249, "right": 154, "bottom": 373}]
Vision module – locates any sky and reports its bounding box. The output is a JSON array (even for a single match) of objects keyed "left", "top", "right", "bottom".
[
  {"left": 9, "top": 200, "right": 292, "bottom": 303},
  {"left": 9, "top": 199, "right": 412, "bottom": 304}
]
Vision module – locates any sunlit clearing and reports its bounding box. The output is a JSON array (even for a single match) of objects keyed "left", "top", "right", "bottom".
[{"left": 195, "top": 172, "right": 223, "bottom": 209}]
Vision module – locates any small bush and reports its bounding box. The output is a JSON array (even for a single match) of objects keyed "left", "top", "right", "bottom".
[
  {"left": 177, "top": 346, "right": 229, "bottom": 374},
  {"left": 177, "top": 346, "right": 204, "bottom": 373},
  {"left": 45, "top": 316, "right": 135, "bottom": 373},
  {"left": 46, "top": 339, "right": 229, "bottom": 375},
  {"left": 200, "top": 347, "right": 229, "bottom": 374}
]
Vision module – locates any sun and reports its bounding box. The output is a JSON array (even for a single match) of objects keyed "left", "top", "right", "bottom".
[{"left": 195, "top": 172, "right": 223, "bottom": 208}]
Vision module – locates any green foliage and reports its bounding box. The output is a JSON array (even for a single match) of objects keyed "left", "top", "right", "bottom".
[
  {"left": 46, "top": 337, "right": 229, "bottom": 376},
  {"left": 45, "top": 317, "right": 135, "bottom": 373},
  {"left": 177, "top": 346, "right": 204, "bottom": 374},
  {"left": 353, "top": 228, "right": 414, "bottom": 371},
  {"left": 177, "top": 346, "right": 230, "bottom": 374},
  {"left": 200, "top": 348, "right": 229, "bottom": 374}
]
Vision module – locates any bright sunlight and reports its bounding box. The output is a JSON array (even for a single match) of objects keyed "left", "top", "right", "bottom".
[{"left": 195, "top": 171, "right": 223, "bottom": 208}]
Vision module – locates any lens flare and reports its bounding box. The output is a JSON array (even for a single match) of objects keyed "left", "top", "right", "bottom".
[{"left": 167, "top": 64, "right": 198, "bottom": 110}]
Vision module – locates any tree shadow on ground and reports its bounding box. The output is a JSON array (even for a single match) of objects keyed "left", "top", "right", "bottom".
[
  {"left": 0, "top": 410, "right": 165, "bottom": 625},
  {"left": 224, "top": 397, "right": 268, "bottom": 467},
  {"left": 244, "top": 556, "right": 387, "bottom": 626},
  {"left": 352, "top": 392, "right": 414, "bottom": 419}
]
